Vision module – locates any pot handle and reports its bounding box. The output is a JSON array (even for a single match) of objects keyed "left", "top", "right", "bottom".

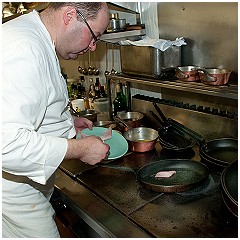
[
  {"left": 113, "top": 116, "right": 131, "bottom": 130},
  {"left": 153, "top": 102, "right": 167, "bottom": 122},
  {"left": 176, "top": 68, "right": 189, "bottom": 79},
  {"left": 96, "top": 163, "right": 135, "bottom": 173},
  {"left": 193, "top": 68, "right": 217, "bottom": 82},
  {"left": 167, "top": 118, "right": 205, "bottom": 146},
  {"left": 149, "top": 110, "right": 165, "bottom": 126}
]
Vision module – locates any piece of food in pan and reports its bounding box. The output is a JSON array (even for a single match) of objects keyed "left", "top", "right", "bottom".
[{"left": 155, "top": 170, "right": 176, "bottom": 178}]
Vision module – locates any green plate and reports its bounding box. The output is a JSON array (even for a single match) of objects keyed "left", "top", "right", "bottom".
[{"left": 81, "top": 127, "right": 128, "bottom": 160}]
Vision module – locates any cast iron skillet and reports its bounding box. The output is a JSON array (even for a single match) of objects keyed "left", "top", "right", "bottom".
[
  {"left": 220, "top": 160, "right": 238, "bottom": 217},
  {"left": 98, "top": 159, "right": 209, "bottom": 193}
]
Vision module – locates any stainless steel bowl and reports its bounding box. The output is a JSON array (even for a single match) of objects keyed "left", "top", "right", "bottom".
[{"left": 78, "top": 109, "right": 98, "bottom": 122}]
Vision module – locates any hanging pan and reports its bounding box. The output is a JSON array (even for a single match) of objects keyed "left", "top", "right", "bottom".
[{"left": 98, "top": 159, "right": 209, "bottom": 193}]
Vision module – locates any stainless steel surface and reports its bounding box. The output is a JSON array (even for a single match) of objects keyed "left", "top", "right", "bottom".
[
  {"left": 157, "top": 2, "right": 238, "bottom": 75},
  {"left": 132, "top": 98, "right": 237, "bottom": 140},
  {"left": 120, "top": 45, "right": 181, "bottom": 78},
  {"left": 100, "top": 29, "right": 146, "bottom": 43},
  {"left": 107, "top": 74, "right": 238, "bottom": 100},
  {"left": 55, "top": 141, "right": 237, "bottom": 237},
  {"left": 55, "top": 168, "right": 151, "bottom": 238}
]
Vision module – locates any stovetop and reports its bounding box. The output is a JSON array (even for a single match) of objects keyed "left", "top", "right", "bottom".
[{"left": 58, "top": 142, "right": 238, "bottom": 238}]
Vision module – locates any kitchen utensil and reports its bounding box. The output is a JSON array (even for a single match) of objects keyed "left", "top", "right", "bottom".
[
  {"left": 149, "top": 110, "right": 196, "bottom": 151},
  {"left": 104, "top": 43, "right": 110, "bottom": 77},
  {"left": 150, "top": 103, "right": 238, "bottom": 170},
  {"left": 116, "top": 111, "right": 144, "bottom": 131},
  {"left": 88, "top": 51, "right": 93, "bottom": 75},
  {"left": 78, "top": 109, "right": 98, "bottom": 122},
  {"left": 200, "top": 138, "right": 238, "bottom": 171},
  {"left": 221, "top": 160, "right": 238, "bottom": 217},
  {"left": 71, "top": 99, "right": 85, "bottom": 112},
  {"left": 176, "top": 66, "right": 201, "bottom": 82},
  {"left": 93, "top": 121, "right": 116, "bottom": 129},
  {"left": 120, "top": 45, "right": 181, "bottom": 78},
  {"left": 196, "top": 68, "right": 231, "bottom": 85},
  {"left": 123, "top": 127, "right": 159, "bottom": 152},
  {"left": 82, "top": 54, "right": 88, "bottom": 75},
  {"left": 98, "top": 159, "right": 209, "bottom": 193},
  {"left": 111, "top": 44, "right": 117, "bottom": 75},
  {"left": 81, "top": 127, "right": 128, "bottom": 160},
  {"left": 92, "top": 51, "right": 100, "bottom": 75},
  {"left": 118, "top": 19, "right": 126, "bottom": 30},
  {"left": 93, "top": 98, "right": 109, "bottom": 114}
]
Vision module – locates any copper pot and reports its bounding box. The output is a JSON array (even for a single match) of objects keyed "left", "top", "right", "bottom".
[
  {"left": 176, "top": 66, "right": 201, "bottom": 82},
  {"left": 197, "top": 68, "right": 231, "bottom": 85},
  {"left": 123, "top": 127, "right": 158, "bottom": 152},
  {"left": 116, "top": 111, "right": 144, "bottom": 132}
]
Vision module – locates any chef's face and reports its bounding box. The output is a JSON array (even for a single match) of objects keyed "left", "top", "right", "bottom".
[{"left": 57, "top": 6, "right": 109, "bottom": 60}]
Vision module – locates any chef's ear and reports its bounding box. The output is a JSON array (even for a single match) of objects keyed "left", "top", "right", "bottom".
[{"left": 63, "top": 7, "right": 77, "bottom": 25}]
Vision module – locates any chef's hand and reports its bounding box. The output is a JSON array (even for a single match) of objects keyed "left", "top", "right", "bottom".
[
  {"left": 66, "top": 137, "right": 110, "bottom": 165},
  {"left": 73, "top": 116, "right": 93, "bottom": 132}
]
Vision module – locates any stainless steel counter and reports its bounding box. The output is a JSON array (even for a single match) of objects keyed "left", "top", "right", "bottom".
[{"left": 54, "top": 142, "right": 238, "bottom": 238}]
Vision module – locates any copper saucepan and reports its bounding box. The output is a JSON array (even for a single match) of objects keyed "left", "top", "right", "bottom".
[
  {"left": 176, "top": 66, "right": 201, "bottom": 82},
  {"left": 196, "top": 68, "right": 231, "bottom": 85},
  {"left": 116, "top": 111, "right": 144, "bottom": 132},
  {"left": 123, "top": 127, "right": 159, "bottom": 152}
]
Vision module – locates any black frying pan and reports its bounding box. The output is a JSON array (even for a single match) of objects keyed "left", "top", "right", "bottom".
[
  {"left": 149, "top": 110, "right": 196, "bottom": 152},
  {"left": 220, "top": 160, "right": 238, "bottom": 217},
  {"left": 151, "top": 103, "right": 238, "bottom": 170},
  {"left": 99, "top": 159, "right": 209, "bottom": 193}
]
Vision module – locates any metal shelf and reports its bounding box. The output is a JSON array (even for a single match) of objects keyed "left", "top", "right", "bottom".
[
  {"left": 107, "top": 74, "right": 238, "bottom": 100},
  {"left": 100, "top": 29, "right": 146, "bottom": 43}
]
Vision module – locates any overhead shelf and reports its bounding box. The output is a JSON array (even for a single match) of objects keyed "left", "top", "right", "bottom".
[
  {"left": 107, "top": 74, "right": 238, "bottom": 100},
  {"left": 100, "top": 29, "right": 146, "bottom": 43}
]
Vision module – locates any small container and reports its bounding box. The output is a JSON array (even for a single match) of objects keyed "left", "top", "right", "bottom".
[
  {"left": 78, "top": 109, "right": 98, "bottom": 122},
  {"left": 176, "top": 66, "right": 201, "bottom": 82}
]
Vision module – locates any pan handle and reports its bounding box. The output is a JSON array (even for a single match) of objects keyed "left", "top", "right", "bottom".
[
  {"left": 113, "top": 116, "right": 131, "bottom": 130},
  {"left": 96, "top": 163, "right": 135, "bottom": 173},
  {"left": 153, "top": 102, "right": 167, "bottom": 122},
  {"left": 149, "top": 110, "right": 165, "bottom": 126},
  {"left": 167, "top": 118, "right": 205, "bottom": 146}
]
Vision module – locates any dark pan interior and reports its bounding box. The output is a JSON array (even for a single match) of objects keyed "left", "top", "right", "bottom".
[{"left": 137, "top": 159, "right": 209, "bottom": 192}]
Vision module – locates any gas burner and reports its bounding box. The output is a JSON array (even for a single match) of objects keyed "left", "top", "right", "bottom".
[{"left": 158, "top": 147, "right": 195, "bottom": 160}]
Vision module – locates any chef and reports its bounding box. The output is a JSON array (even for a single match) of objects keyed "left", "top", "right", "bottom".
[{"left": 2, "top": 2, "right": 109, "bottom": 237}]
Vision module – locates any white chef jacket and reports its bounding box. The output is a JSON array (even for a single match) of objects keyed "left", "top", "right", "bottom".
[{"left": 2, "top": 10, "right": 76, "bottom": 237}]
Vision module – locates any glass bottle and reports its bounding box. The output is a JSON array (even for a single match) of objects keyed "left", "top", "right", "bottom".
[{"left": 113, "top": 83, "right": 127, "bottom": 115}]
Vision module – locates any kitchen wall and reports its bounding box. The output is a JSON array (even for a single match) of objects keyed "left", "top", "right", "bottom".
[
  {"left": 60, "top": 2, "right": 238, "bottom": 91},
  {"left": 157, "top": 2, "right": 238, "bottom": 74}
]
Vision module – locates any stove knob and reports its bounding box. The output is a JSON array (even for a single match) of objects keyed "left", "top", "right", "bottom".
[
  {"left": 197, "top": 106, "right": 204, "bottom": 112},
  {"left": 212, "top": 108, "right": 219, "bottom": 115},
  {"left": 176, "top": 102, "right": 184, "bottom": 108},
  {"left": 220, "top": 109, "right": 227, "bottom": 117},
  {"left": 183, "top": 103, "right": 189, "bottom": 109},
  {"left": 227, "top": 111, "right": 235, "bottom": 118},
  {"left": 190, "top": 104, "right": 197, "bottom": 110},
  {"left": 204, "top": 107, "right": 211, "bottom": 113}
]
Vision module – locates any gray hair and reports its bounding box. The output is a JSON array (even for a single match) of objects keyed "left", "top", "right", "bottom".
[{"left": 47, "top": 2, "right": 104, "bottom": 21}]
